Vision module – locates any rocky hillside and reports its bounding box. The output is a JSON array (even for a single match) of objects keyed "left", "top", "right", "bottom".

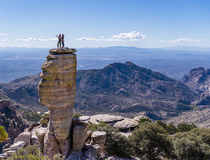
[
  {"left": 181, "top": 67, "right": 210, "bottom": 92},
  {"left": 0, "top": 75, "right": 44, "bottom": 112},
  {"left": 76, "top": 62, "right": 198, "bottom": 118},
  {"left": 181, "top": 67, "right": 210, "bottom": 105},
  {"left": 166, "top": 106, "right": 210, "bottom": 128},
  {"left": 0, "top": 98, "right": 28, "bottom": 152},
  {"left": 0, "top": 62, "right": 199, "bottom": 120}
]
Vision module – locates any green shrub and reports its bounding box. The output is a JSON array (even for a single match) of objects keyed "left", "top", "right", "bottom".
[
  {"left": 88, "top": 122, "right": 117, "bottom": 133},
  {"left": 0, "top": 126, "right": 8, "bottom": 143},
  {"left": 88, "top": 122, "right": 133, "bottom": 158},
  {"left": 177, "top": 123, "right": 196, "bottom": 132},
  {"left": 105, "top": 133, "right": 133, "bottom": 158},
  {"left": 7, "top": 145, "right": 49, "bottom": 160},
  {"left": 156, "top": 120, "right": 168, "bottom": 130},
  {"left": 173, "top": 131, "right": 210, "bottom": 160},
  {"left": 156, "top": 121, "right": 177, "bottom": 134},
  {"left": 166, "top": 123, "right": 177, "bottom": 134},
  {"left": 138, "top": 117, "right": 151, "bottom": 125},
  {"left": 130, "top": 121, "right": 174, "bottom": 160},
  {"left": 190, "top": 128, "right": 210, "bottom": 146},
  {"left": 72, "top": 113, "right": 81, "bottom": 119}
]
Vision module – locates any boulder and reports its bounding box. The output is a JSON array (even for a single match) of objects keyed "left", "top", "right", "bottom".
[
  {"left": 6, "top": 150, "right": 16, "bottom": 156},
  {"left": 31, "top": 127, "right": 39, "bottom": 145},
  {"left": 133, "top": 115, "right": 148, "bottom": 122},
  {"left": 77, "top": 116, "right": 90, "bottom": 124},
  {"left": 14, "top": 130, "right": 31, "bottom": 145},
  {"left": 113, "top": 118, "right": 138, "bottom": 130},
  {"left": 90, "top": 114, "right": 124, "bottom": 124},
  {"left": 36, "top": 126, "right": 47, "bottom": 152},
  {"left": 0, "top": 153, "right": 8, "bottom": 159},
  {"left": 36, "top": 127, "right": 47, "bottom": 142},
  {"left": 10, "top": 141, "right": 26, "bottom": 151},
  {"left": 91, "top": 131, "right": 106, "bottom": 147}
]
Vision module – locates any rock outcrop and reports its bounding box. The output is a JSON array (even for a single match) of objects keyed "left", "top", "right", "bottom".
[
  {"left": 38, "top": 48, "right": 77, "bottom": 157},
  {"left": 0, "top": 110, "right": 147, "bottom": 159}
]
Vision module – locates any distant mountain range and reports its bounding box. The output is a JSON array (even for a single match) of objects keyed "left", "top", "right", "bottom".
[
  {"left": 2, "top": 62, "right": 209, "bottom": 121},
  {"left": 1, "top": 46, "right": 210, "bottom": 82}
]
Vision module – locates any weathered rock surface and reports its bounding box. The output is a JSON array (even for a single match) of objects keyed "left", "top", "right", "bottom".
[
  {"left": 90, "top": 114, "right": 124, "bottom": 124},
  {"left": 133, "top": 115, "right": 148, "bottom": 122},
  {"left": 113, "top": 118, "right": 138, "bottom": 130},
  {"left": 9, "top": 141, "right": 26, "bottom": 151},
  {"left": 43, "top": 120, "right": 61, "bottom": 157},
  {"left": 38, "top": 48, "right": 77, "bottom": 157},
  {"left": 91, "top": 131, "right": 106, "bottom": 147},
  {"left": 14, "top": 130, "right": 31, "bottom": 145}
]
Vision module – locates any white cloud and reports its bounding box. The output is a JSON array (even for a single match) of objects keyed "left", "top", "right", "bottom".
[
  {"left": 0, "top": 39, "right": 9, "bottom": 42},
  {"left": 0, "top": 33, "right": 8, "bottom": 36},
  {"left": 77, "top": 31, "right": 146, "bottom": 42},
  {"left": 161, "top": 38, "right": 207, "bottom": 43},
  {"left": 15, "top": 37, "right": 57, "bottom": 42}
]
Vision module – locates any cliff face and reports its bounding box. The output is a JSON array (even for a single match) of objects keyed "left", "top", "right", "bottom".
[{"left": 38, "top": 48, "right": 77, "bottom": 157}]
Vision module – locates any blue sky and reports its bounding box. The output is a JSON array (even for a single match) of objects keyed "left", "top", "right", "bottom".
[{"left": 0, "top": 0, "right": 210, "bottom": 48}]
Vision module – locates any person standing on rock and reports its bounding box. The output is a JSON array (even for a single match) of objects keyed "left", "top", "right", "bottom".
[
  {"left": 61, "top": 34, "right": 65, "bottom": 48},
  {"left": 56, "top": 34, "right": 62, "bottom": 48}
]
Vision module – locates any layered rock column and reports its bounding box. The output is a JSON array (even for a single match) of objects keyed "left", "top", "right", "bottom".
[{"left": 38, "top": 48, "right": 77, "bottom": 157}]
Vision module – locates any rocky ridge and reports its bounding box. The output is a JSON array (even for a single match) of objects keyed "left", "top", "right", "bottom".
[{"left": 0, "top": 62, "right": 199, "bottom": 120}]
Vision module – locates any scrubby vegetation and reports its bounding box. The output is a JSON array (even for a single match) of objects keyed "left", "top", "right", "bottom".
[
  {"left": 130, "top": 122, "right": 175, "bottom": 159},
  {"left": 6, "top": 145, "right": 65, "bottom": 160},
  {"left": 22, "top": 110, "right": 42, "bottom": 122},
  {"left": 7, "top": 145, "right": 48, "bottom": 160},
  {"left": 5, "top": 120, "right": 210, "bottom": 160},
  {"left": 0, "top": 126, "right": 8, "bottom": 143},
  {"left": 88, "top": 119, "right": 210, "bottom": 160}
]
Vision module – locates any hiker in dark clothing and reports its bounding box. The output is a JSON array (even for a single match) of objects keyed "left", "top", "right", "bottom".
[
  {"left": 61, "top": 34, "right": 65, "bottom": 48},
  {"left": 56, "top": 34, "right": 62, "bottom": 48}
]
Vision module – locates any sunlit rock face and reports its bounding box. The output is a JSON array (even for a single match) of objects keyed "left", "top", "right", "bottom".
[{"left": 38, "top": 48, "right": 77, "bottom": 157}]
